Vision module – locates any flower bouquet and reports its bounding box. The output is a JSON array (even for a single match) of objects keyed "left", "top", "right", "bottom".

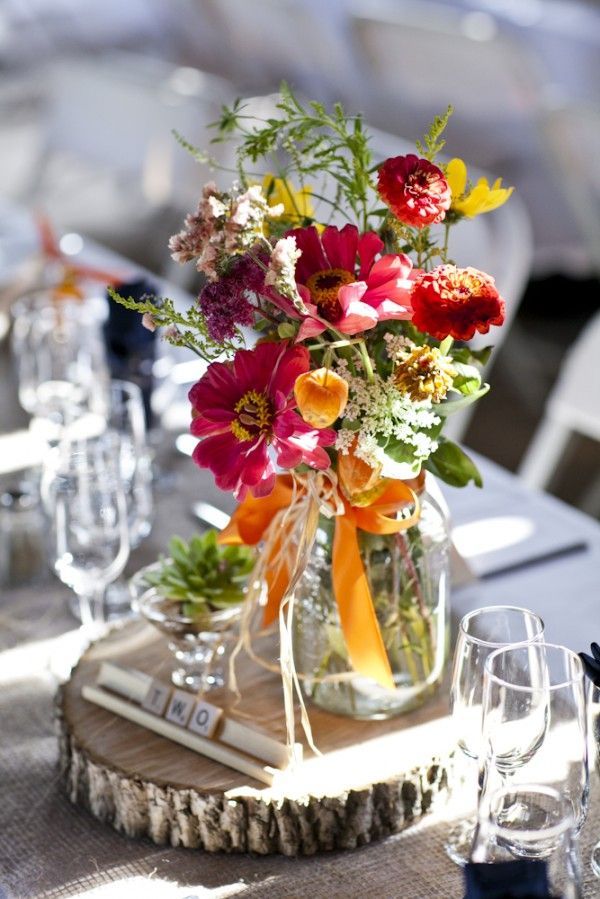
[{"left": 113, "top": 86, "right": 512, "bottom": 724}]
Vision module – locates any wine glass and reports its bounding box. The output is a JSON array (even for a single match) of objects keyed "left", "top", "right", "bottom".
[
  {"left": 590, "top": 683, "right": 600, "bottom": 876},
  {"left": 106, "top": 380, "right": 153, "bottom": 549},
  {"left": 471, "top": 783, "right": 583, "bottom": 898},
  {"left": 11, "top": 290, "right": 108, "bottom": 443},
  {"left": 43, "top": 438, "right": 130, "bottom": 631},
  {"left": 102, "top": 380, "right": 154, "bottom": 618},
  {"left": 445, "top": 605, "right": 545, "bottom": 866},
  {"left": 480, "top": 643, "right": 589, "bottom": 836}
]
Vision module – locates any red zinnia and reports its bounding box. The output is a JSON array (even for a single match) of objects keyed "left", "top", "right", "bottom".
[
  {"left": 410, "top": 265, "right": 505, "bottom": 341},
  {"left": 378, "top": 154, "right": 450, "bottom": 228}
]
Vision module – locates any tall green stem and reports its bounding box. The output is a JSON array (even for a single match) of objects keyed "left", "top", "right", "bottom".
[{"left": 357, "top": 339, "right": 375, "bottom": 383}]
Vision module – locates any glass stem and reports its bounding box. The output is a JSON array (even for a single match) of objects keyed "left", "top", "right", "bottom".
[
  {"left": 90, "top": 583, "right": 107, "bottom": 623},
  {"left": 77, "top": 591, "right": 94, "bottom": 630}
]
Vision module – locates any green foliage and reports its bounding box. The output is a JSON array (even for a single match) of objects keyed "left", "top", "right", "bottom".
[
  {"left": 107, "top": 287, "right": 239, "bottom": 362},
  {"left": 435, "top": 383, "right": 490, "bottom": 416},
  {"left": 142, "top": 531, "right": 255, "bottom": 617},
  {"left": 172, "top": 129, "right": 215, "bottom": 167},
  {"left": 450, "top": 345, "right": 493, "bottom": 368},
  {"left": 415, "top": 106, "right": 454, "bottom": 162},
  {"left": 425, "top": 440, "right": 482, "bottom": 488},
  {"left": 210, "top": 82, "right": 376, "bottom": 231},
  {"left": 451, "top": 361, "right": 482, "bottom": 395}
]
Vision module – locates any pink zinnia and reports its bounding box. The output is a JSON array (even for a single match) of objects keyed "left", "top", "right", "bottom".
[
  {"left": 278, "top": 224, "right": 415, "bottom": 340},
  {"left": 189, "top": 342, "right": 335, "bottom": 499},
  {"left": 378, "top": 155, "right": 450, "bottom": 228}
]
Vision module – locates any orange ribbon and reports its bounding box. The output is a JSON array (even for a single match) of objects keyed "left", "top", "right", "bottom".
[
  {"left": 219, "top": 474, "right": 423, "bottom": 690},
  {"left": 36, "top": 214, "right": 126, "bottom": 287}
]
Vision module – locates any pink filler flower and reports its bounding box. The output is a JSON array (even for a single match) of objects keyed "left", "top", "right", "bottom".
[
  {"left": 189, "top": 342, "right": 335, "bottom": 499},
  {"left": 274, "top": 224, "right": 415, "bottom": 340}
]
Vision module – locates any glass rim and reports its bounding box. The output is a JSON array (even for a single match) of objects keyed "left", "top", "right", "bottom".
[
  {"left": 137, "top": 585, "right": 244, "bottom": 627},
  {"left": 484, "top": 641, "right": 584, "bottom": 691},
  {"left": 487, "top": 782, "right": 575, "bottom": 843},
  {"left": 459, "top": 605, "right": 545, "bottom": 648},
  {"left": 11, "top": 289, "right": 89, "bottom": 316},
  {"left": 110, "top": 378, "right": 144, "bottom": 401}
]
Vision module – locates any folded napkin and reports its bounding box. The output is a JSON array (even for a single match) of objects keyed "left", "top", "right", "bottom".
[
  {"left": 104, "top": 278, "right": 157, "bottom": 426},
  {"left": 463, "top": 861, "right": 551, "bottom": 898},
  {"left": 579, "top": 642, "right": 600, "bottom": 688}
]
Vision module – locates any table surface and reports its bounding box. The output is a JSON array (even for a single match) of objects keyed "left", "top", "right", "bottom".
[
  {"left": 2, "top": 439, "right": 600, "bottom": 898},
  {"left": 1, "top": 251, "right": 600, "bottom": 896}
]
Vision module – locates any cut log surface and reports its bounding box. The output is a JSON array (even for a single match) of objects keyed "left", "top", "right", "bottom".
[{"left": 57, "top": 620, "right": 455, "bottom": 856}]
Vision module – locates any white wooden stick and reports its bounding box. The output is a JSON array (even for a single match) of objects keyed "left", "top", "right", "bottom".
[
  {"left": 82, "top": 684, "right": 275, "bottom": 786},
  {"left": 97, "top": 661, "right": 297, "bottom": 768},
  {"left": 97, "top": 662, "right": 151, "bottom": 701}
]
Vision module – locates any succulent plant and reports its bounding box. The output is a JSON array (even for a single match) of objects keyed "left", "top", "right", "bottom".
[{"left": 142, "top": 531, "right": 254, "bottom": 617}]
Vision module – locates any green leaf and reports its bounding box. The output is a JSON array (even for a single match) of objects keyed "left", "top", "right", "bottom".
[
  {"left": 277, "top": 322, "right": 297, "bottom": 339},
  {"left": 451, "top": 362, "right": 482, "bottom": 395},
  {"left": 450, "top": 345, "right": 493, "bottom": 368},
  {"left": 425, "top": 441, "right": 482, "bottom": 488},
  {"left": 436, "top": 383, "right": 490, "bottom": 415}
]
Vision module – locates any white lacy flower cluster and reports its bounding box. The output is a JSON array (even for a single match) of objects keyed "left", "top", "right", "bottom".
[
  {"left": 383, "top": 332, "right": 414, "bottom": 362},
  {"left": 334, "top": 360, "right": 440, "bottom": 470},
  {"left": 169, "top": 182, "right": 283, "bottom": 281}
]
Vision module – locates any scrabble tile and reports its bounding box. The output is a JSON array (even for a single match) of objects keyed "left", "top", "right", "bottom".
[
  {"left": 187, "top": 699, "right": 222, "bottom": 738},
  {"left": 141, "top": 680, "right": 171, "bottom": 716}
]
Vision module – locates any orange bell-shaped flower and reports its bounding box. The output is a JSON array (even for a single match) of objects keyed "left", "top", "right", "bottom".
[
  {"left": 337, "top": 438, "right": 388, "bottom": 507},
  {"left": 294, "top": 367, "right": 349, "bottom": 429}
]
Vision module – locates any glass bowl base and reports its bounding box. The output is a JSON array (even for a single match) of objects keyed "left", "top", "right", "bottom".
[{"left": 171, "top": 667, "right": 226, "bottom": 692}]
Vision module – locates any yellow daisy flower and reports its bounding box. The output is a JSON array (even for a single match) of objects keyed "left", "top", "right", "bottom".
[
  {"left": 262, "top": 174, "right": 316, "bottom": 228},
  {"left": 446, "top": 158, "right": 514, "bottom": 219}
]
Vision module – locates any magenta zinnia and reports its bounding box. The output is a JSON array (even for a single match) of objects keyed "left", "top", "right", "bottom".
[{"left": 189, "top": 342, "right": 335, "bottom": 499}]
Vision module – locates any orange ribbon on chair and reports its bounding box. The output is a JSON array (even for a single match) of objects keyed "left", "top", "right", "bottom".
[
  {"left": 36, "top": 214, "right": 126, "bottom": 287},
  {"left": 219, "top": 473, "right": 423, "bottom": 690}
]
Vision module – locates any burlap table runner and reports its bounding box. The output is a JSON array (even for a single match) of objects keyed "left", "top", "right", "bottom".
[{"left": 2, "top": 590, "right": 599, "bottom": 898}]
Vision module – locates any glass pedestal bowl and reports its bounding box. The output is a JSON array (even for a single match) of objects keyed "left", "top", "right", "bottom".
[{"left": 136, "top": 586, "right": 243, "bottom": 692}]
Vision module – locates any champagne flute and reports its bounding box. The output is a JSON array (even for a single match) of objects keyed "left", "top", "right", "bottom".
[
  {"left": 44, "top": 438, "right": 130, "bottom": 631},
  {"left": 480, "top": 643, "right": 589, "bottom": 836},
  {"left": 445, "top": 605, "right": 545, "bottom": 866}
]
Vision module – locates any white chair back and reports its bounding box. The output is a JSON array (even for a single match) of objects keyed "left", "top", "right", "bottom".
[
  {"left": 349, "top": 0, "right": 545, "bottom": 167},
  {"left": 518, "top": 311, "right": 600, "bottom": 493}
]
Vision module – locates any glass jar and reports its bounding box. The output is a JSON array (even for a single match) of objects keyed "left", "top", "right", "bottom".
[{"left": 293, "top": 487, "right": 450, "bottom": 719}]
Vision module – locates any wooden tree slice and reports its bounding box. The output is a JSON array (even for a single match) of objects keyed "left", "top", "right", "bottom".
[{"left": 57, "top": 620, "right": 455, "bottom": 856}]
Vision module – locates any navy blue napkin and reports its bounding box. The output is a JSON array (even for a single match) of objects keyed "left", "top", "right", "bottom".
[
  {"left": 579, "top": 642, "right": 600, "bottom": 688},
  {"left": 104, "top": 278, "right": 157, "bottom": 427},
  {"left": 464, "top": 861, "right": 552, "bottom": 898}
]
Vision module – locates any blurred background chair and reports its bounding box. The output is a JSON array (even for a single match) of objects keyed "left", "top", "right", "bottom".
[
  {"left": 10, "top": 53, "right": 236, "bottom": 275},
  {"left": 348, "top": 0, "right": 544, "bottom": 169},
  {"left": 192, "top": 0, "right": 360, "bottom": 101},
  {"left": 517, "top": 310, "right": 600, "bottom": 514},
  {"left": 540, "top": 103, "right": 600, "bottom": 279}
]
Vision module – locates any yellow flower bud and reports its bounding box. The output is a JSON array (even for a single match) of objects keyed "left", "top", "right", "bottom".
[{"left": 294, "top": 368, "right": 349, "bottom": 428}]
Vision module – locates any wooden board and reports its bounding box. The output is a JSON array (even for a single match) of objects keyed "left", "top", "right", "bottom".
[{"left": 57, "top": 620, "right": 455, "bottom": 855}]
